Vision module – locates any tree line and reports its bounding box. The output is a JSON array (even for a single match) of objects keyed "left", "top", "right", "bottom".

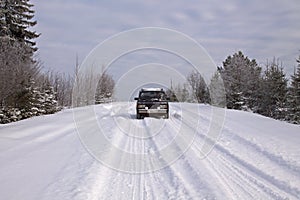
[
  {"left": 167, "top": 51, "right": 300, "bottom": 124},
  {"left": 1, "top": 0, "right": 299, "bottom": 124},
  {"left": 0, "top": 0, "right": 114, "bottom": 123}
]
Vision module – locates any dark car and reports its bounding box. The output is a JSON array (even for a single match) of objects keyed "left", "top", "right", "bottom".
[{"left": 134, "top": 88, "right": 169, "bottom": 119}]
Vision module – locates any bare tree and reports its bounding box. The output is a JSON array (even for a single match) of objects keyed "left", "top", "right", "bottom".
[
  {"left": 95, "top": 71, "right": 115, "bottom": 104},
  {"left": 72, "top": 64, "right": 115, "bottom": 107},
  {"left": 171, "top": 83, "right": 190, "bottom": 102},
  {"left": 209, "top": 71, "right": 226, "bottom": 107},
  {"left": 187, "top": 71, "right": 209, "bottom": 103}
]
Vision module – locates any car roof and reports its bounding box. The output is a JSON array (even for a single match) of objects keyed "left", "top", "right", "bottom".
[{"left": 140, "top": 88, "right": 164, "bottom": 92}]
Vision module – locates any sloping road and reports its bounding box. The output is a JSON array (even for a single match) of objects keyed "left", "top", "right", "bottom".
[{"left": 0, "top": 102, "right": 299, "bottom": 199}]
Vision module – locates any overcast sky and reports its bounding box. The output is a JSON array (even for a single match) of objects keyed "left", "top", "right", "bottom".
[{"left": 32, "top": 0, "right": 300, "bottom": 80}]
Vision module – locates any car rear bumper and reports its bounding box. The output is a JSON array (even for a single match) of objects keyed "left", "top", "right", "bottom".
[{"left": 137, "top": 109, "right": 168, "bottom": 114}]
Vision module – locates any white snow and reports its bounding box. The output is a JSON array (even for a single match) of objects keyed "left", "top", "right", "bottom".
[
  {"left": 0, "top": 102, "right": 299, "bottom": 200},
  {"left": 140, "top": 88, "right": 164, "bottom": 92}
]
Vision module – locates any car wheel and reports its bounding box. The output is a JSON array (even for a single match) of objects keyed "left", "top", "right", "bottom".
[{"left": 136, "top": 114, "right": 142, "bottom": 119}]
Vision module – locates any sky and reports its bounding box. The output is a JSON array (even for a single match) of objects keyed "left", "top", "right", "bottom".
[{"left": 31, "top": 0, "right": 300, "bottom": 90}]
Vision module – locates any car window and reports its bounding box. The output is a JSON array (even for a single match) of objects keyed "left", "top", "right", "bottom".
[{"left": 139, "top": 91, "right": 166, "bottom": 100}]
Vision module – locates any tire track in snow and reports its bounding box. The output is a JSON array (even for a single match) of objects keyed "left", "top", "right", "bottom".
[
  {"left": 94, "top": 116, "right": 137, "bottom": 200},
  {"left": 129, "top": 121, "right": 143, "bottom": 200},
  {"left": 182, "top": 104, "right": 300, "bottom": 177},
  {"left": 176, "top": 112, "right": 276, "bottom": 199},
  {"left": 94, "top": 111, "right": 150, "bottom": 200},
  {"left": 2, "top": 102, "right": 299, "bottom": 200},
  {"left": 169, "top": 111, "right": 237, "bottom": 199},
  {"left": 143, "top": 120, "right": 191, "bottom": 199},
  {"left": 203, "top": 152, "right": 246, "bottom": 200},
  {"left": 127, "top": 119, "right": 181, "bottom": 199},
  {"left": 44, "top": 111, "right": 134, "bottom": 200},
  {"left": 214, "top": 155, "right": 263, "bottom": 199},
  {"left": 217, "top": 154, "right": 287, "bottom": 200},
  {"left": 145, "top": 116, "right": 224, "bottom": 199},
  {"left": 215, "top": 142, "right": 300, "bottom": 199},
  {"left": 221, "top": 126, "right": 300, "bottom": 176},
  {"left": 177, "top": 105, "right": 300, "bottom": 199}
]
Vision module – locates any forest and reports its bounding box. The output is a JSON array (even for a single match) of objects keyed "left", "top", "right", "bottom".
[{"left": 167, "top": 52, "right": 300, "bottom": 124}]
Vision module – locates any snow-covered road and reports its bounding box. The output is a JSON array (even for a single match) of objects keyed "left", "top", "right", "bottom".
[{"left": 0, "top": 102, "right": 299, "bottom": 200}]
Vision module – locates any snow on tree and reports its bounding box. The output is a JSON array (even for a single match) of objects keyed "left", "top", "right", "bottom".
[
  {"left": 39, "top": 82, "right": 60, "bottom": 114},
  {"left": 219, "top": 51, "right": 262, "bottom": 111},
  {"left": 30, "top": 84, "right": 44, "bottom": 115},
  {"left": 0, "top": 0, "right": 48, "bottom": 124},
  {"left": 0, "top": 76, "right": 61, "bottom": 123}
]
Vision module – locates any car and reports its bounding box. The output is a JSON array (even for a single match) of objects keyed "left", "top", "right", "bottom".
[{"left": 134, "top": 88, "right": 170, "bottom": 119}]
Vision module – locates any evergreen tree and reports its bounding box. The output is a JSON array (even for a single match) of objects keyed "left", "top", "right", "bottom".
[
  {"left": 30, "top": 80, "right": 47, "bottom": 116},
  {"left": 219, "top": 51, "right": 262, "bottom": 110},
  {"left": 41, "top": 84, "right": 59, "bottom": 114},
  {"left": 258, "top": 60, "right": 288, "bottom": 119},
  {"left": 14, "top": 78, "right": 36, "bottom": 119},
  {"left": 286, "top": 56, "right": 300, "bottom": 124},
  {"left": 0, "top": 0, "right": 39, "bottom": 53},
  {"left": 0, "top": 0, "right": 41, "bottom": 123}
]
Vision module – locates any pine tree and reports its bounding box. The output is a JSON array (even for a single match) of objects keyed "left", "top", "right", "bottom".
[
  {"left": 0, "top": 0, "right": 39, "bottom": 53},
  {"left": 258, "top": 60, "right": 288, "bottom": 119},
  {"left": 30, "top": 83, "right": 44, "bottom": 116},
  {"left": 41, "top": 84, "right": 59, "bottom": 114},
  {"left": 0, "top": 0, "right": 40, "bottom": 123},
  {"left": 286, "top": 56, "right": 300, "bottom": 124},
  {"left": 14, "top": 78, "right": 35, "bottom": 119},
  {"left": 219, "top": 51, "right": 262, "bottom": 110}
]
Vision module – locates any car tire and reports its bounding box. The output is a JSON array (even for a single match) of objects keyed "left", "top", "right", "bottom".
[{"left": 136, "top": 114, "right": 142, "bottom": 119}]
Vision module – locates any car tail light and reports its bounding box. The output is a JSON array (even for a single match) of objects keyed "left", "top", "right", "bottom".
[
  {"left": 137, "top": 104, "right": 146, "bottom": 108},
  {"left": 160, "top": 104, "right": 168, "bottom": 109}
]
